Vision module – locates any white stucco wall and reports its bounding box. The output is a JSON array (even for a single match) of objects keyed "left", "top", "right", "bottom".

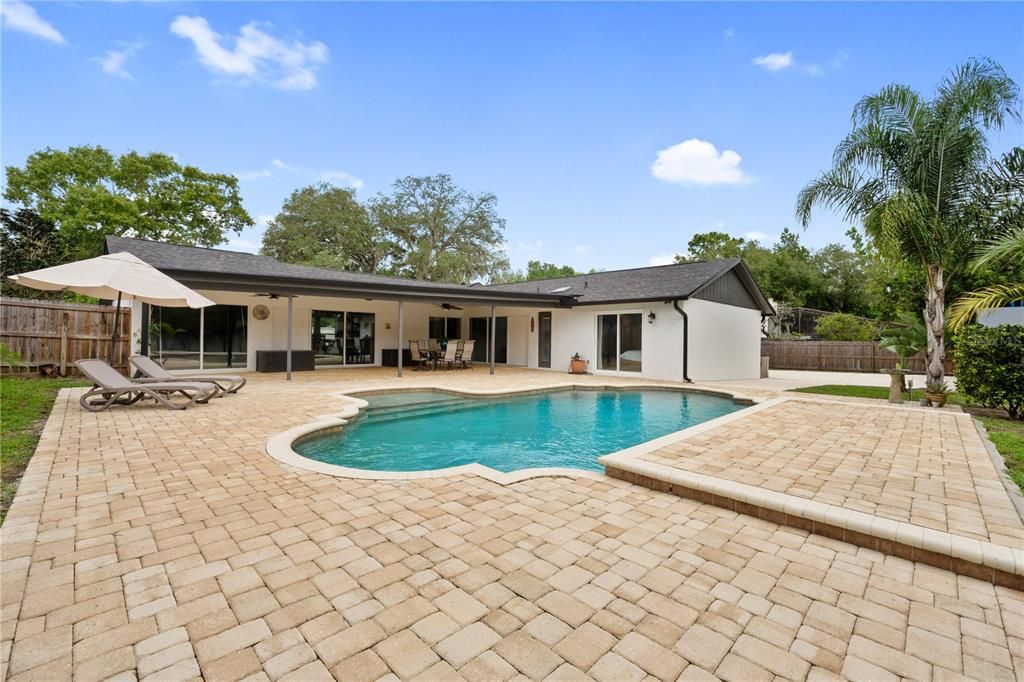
[{"left": 131, "top": 292, "right": 764, "bottom": 380}]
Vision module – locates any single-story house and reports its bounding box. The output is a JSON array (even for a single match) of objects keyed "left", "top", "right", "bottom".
[{"left": 107, "top": 236, "right": 775, "bottom": 381}]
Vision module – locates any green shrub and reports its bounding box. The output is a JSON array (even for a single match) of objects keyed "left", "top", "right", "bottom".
[
  {"left": 815, "top": 313, "right": 876, "bottom": 341},
  {"left": 953, "top": 324, "right": 1024, "bottom": 420}
]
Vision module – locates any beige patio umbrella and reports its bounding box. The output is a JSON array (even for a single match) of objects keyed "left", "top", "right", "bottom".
[{"left": 8, "top": 251, "right": 214, "bottom": 364}]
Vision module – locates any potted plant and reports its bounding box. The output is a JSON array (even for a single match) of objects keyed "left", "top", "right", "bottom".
[
  {"left": 878, "top": 313, "right": 927, "bottom": 403},
  {"left": 569, "top": 353, "right": 588, "bottom": 374},
  {"left": 925, "top": 379, "right": 950, "bottom": 407}
]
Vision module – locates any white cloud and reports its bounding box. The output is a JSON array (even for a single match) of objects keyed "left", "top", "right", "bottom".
[
  {"left": 743, "top": 231, "right": 772, "bottom": 242},
  {"left": 723, "top": 28, "right": 734, "bottom": 41},
  {"left": 93, "top": 41, "right": 144, "bottom": 79},
  {"left": 651, "top": 139, "right": 750, "bottom": 186},
  {"left": 271, "top": 158, "right": 296, "bottom": 171},
  {"left": 236, "top": 169, "right": 272, "bottom": 180},
  {"left": 513, "top": 240, "right": 544, "bottom": 253},
  {"left": 574, "top": 244, "right": 591, "bottom": 254},
  {"left": 170, "top": 15, "right": 328, "bottom": 90},
  {"left": 752, "top": 51, "right": 793, "bottom": 72},
  {"left": 648, "top": 254, "right": 676, "bottom": 267},
  {"left": 320, "top": 170, "right": 364, "bottom": 190},
  {"left": 830, "top": 49, "right": 849, "bottom": 69},
  {"left": 803, "top": 63, "right": 824, "bottom": 77},
  {"left": 1, "top": 0, "right": 63, "bottom": 43}
]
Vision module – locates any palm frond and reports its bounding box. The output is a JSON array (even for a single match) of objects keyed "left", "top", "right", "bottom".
[
  {"left": 970, "top": 227, "right": 1024, "bottom": 271},
  {"left": 948, "top": 283, "right": 1024, "bottom": 330},
  {"left": 795, "top": 167, "right": 882, "bottom": 227},
  {"left": 935, "top": 58, "right": 1021, "bottom": 130}
]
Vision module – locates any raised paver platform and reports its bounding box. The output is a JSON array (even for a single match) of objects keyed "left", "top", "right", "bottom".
[
  {"left": 602, "top": 396, "right": 1024, "bottom": 587},
  {"left": 1, "top": 368, "right": 1022, "bottom": 681}
]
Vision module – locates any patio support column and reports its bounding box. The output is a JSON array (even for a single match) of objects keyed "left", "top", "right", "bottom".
[
  {"left": 489, "top": 304, "right": 496, "bottom": 375},
  {"left": 397, "top": 300, "right": 404, "bottom": 378},
  {"left": 286, "top": 295, "right": 293, "bottom": 381}
]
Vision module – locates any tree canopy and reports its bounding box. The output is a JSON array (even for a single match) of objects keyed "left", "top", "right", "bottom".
[
  {"left": 1, "top": 208, "right": 66, "bottom": 299},
  {"left": 261, "top": 183, "right": 391, "bottom": 273},
  {"left": 4, "top": 145, "right": 253, "bottom": 259},
  {"left": 262, "top": 174, "right": 511, "bottom": 284},
  {"left": 371, "top": 175, "right": 509, "bottom": 282}
]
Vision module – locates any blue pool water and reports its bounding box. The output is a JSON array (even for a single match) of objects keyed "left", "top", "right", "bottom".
[{"left": 294, "top": 389, "right": 743, "bottom": 473}]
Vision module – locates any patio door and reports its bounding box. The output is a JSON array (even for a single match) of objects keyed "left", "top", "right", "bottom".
[
  {"left": 597, "top": 313, "right": 642, "bottom": 372},
  {"left": 538, "top": 312, "right": 552, "bottom": 368},
  {"left": 312, "top": 311, "right": 375, "bottom": 367},
  {"left": 469, "top": 316, "right": 507, "bottom": 363}
]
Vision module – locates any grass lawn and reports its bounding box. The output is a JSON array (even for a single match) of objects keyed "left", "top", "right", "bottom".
[
  {"left": 1, "top": 376, "right": 89, "bottom": 523},
  {"left": 790, "top": 384, "right": 1024, "bottom": 492}
]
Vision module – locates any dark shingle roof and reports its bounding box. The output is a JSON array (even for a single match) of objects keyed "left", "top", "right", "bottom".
[
  {"left": 486, "top": 258, "right": 772, "bottom": 312},
  {"left": 106, "top": 236, "right": 475, "bottom": 291},
  {"left": 105, "top": 237, "right": 772, "bottom": 313}
]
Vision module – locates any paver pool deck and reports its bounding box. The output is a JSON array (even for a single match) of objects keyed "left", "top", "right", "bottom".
[{"left": 1, "top": 367, "right": 1022, "bottom": 681}]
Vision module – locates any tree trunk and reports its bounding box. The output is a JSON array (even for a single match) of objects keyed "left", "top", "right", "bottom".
[{"left": 924, "top": 265, "right": 946, "bottom": 389}]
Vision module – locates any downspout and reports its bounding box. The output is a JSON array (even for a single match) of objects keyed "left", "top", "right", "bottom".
[{"left": 671, "top": 299, "right": 692, "bottom": 383}]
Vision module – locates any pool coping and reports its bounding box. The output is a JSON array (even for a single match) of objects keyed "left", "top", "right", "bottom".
[
  {"left": 598, "top": 395, "right": 1024, "bottom": 588},
  {"left": 264, "top": 381, "right": 759, "bottom": 485}
]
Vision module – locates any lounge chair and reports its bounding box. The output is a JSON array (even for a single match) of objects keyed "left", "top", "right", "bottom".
[
  {"left": 131, "top": 355, "right": 246, "bottom": 394},
  {"left": 76, "top": 359, "right": 220, "bottom": 412}
]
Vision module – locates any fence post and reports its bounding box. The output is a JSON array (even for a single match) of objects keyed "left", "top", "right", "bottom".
[{"left": 60, "top": 311, "right": 69, "bottom": 376}]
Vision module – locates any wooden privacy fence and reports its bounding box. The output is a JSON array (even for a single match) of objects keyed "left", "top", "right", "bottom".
[
  {"left": 1, "top": 297, "right": 131, "bottom": 375},
  {"left": 761, "top": 339, "right": 955, "bottom": 374}
]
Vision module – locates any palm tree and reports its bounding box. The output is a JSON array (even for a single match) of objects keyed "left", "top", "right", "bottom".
[{"left": 796, "top": 59, "right": 1020, "bottom": 388}]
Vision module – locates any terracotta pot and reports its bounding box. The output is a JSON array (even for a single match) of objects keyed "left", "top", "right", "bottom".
[
  {"left": 569, "top": 358, "right": 587, "bottom": 374},
  {"left": 925, "top": 392, "right": 947, "bottom": 407}
]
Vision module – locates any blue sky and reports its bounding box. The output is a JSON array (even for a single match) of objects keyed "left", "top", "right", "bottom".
[{"left": 3, "top": 1, "right": 1022, "bottom": 272}]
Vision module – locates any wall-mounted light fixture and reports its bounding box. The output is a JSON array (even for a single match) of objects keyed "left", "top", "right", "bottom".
[
  {"left": 530, "top": 317, "right": 535, "bottom": 332},
  {"left": 647, "top": 311, "right": 656, "bottom": 325}
]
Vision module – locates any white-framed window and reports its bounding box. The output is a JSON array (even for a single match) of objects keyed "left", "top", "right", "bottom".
[{"left": 596, "top": 312, "right": 643, "bottom": 373}]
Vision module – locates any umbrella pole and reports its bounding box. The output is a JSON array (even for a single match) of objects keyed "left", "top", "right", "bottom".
[{"left": 110, "top": 292, "right": 122, "bottom": 367}]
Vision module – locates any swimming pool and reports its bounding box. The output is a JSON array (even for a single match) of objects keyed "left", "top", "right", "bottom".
[{"left": 293, "top": 388, "right": 743, "bottom": 474}]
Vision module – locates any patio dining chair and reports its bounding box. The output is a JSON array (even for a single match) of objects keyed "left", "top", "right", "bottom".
[
  {"left": 77, "top": 359, "right": 220, "bottom": 412},
  {"left": 454, "top": 340, "right": 466, "bottom": 369},
  {"left": 410, "top": 341, "right": 431, "bottom": 371},
  {"left": 461, "top": 340, "right": 476, "bottom": 368},
  {"left": 440, "top": 342, "right": 458, "bottom": 370}
]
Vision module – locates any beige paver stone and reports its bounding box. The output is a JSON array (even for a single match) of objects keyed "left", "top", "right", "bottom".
[
  {"left": 435, "top": 588, "right": 488, "bottom": 625},
  {"left": 553, "top": 622, "right": 615, "bottom": 670},
  {"left": 195, "top": 618, "right": 272, "bottom": 663},
  {"left": 493, "top": 630, "right": 563, "bottom": 679},
  {"left": 612, "top": 631, "right": 686, "bottom": 680},
  {"left": 263, "top": 642, "right": 316, "bottom": 680},
  {"left": 375, "top": 595, "right": 437, "bottom": 635},
  {"left": 137, "top": 641, "right": 195, "bottom": 678},
  {"left": 315, "top": 620, "right": 386, "bottom": 667},
  {"left": 338, "top": 649, "right": 390, "bottom": 682},
  {"left": 9, "top": 625, "right": 71, "bottom": 675},
  {"left": 263, "top": 594, "right": 331, "bottom": 633},
  {"left": 847, "top": 634, "right": 931, "bottom": 680},
  {"left": 230, "top": 588, "right": 281, "bottom": 623},
  {"left": 434, "top": 622, "right": 502, "bottom": 669},
  {"left": 674, "top": 622, "right": 732, "bottom": 670},
  {"left": 589, "top": 651, "right": 646, "bottom": 682},
  {"left": 374, "top": 630, "right": 440, "bottom": 678},
  {"left": 72, "top": 645, "right": 136, "bottom": 682},
  {"left": 410, "top": 611, "right": 460, "bottom": 645},
  {"left": 535, "top": 591, "right": 593, "bottom": 628},
  {"left": 201, "top": 647, "right": 262, "bottom": 682}
]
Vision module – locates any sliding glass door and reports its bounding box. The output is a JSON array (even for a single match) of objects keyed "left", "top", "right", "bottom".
[
  {"left": 312, "top": 310, "right": 375, "bottom": 367},
  {"left": 596, "top": 313, "right": 642, "bottom": 372},
  {"left": 148, "top": 305, "right": 247, "bottom": 370}
]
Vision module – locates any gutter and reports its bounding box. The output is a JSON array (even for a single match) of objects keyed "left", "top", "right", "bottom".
[{"left": 671, "top": 299, "right": 692, "bottom": 383}]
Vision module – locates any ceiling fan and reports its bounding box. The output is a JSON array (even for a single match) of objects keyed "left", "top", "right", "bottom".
[
  {"left": 439, "top": 303, "right": 463, "bottom": 311},
  {"left": 252, "top": 293, "right": 280, "bottom": 300}
]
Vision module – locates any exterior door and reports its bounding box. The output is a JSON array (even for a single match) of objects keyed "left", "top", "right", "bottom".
[{"left": 538, "top": 312, "right": 552, "bottom": 368}]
